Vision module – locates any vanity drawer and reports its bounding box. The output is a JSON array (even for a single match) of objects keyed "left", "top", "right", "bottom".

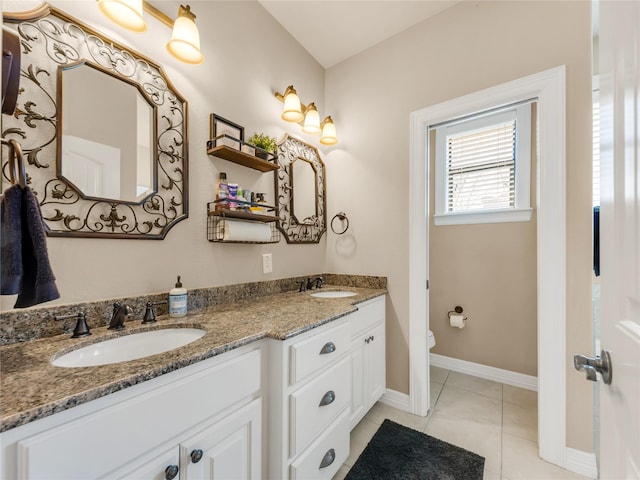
[
  {"left": 289, "top": 356, "right": 350, "bottom": 456},
  {"left": 289, "top": 320, "right": 349, "bottom": 385},
  {"left": 350, "top": 297, "right": 385, "bottom": 339},
  {"left": 289, "top": 410, "right": 350, "bottom": 480}
]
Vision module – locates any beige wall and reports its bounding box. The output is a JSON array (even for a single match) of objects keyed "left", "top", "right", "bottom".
[
  {"left": 429, "top": 117, "right": 538, "bottom": 376},
  {"left": 1, "top": 0, "right": 328, "bottom": 310},
  {"left": 324, "top": 1, "right": 593, "bottom": 451}
]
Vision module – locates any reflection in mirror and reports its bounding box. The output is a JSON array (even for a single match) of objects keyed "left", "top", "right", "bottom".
[
  {"left": 59, "top": 62, "right": 155, "bottom": 203},
  {"left": 275, "top": 135, "right": 326, "bottom": 244},
  {"left": 291, "top": 158, "right": 317, "bottom": 224},
  {"left": 1, "top": 5, "right": 188, "bottom": 239}
]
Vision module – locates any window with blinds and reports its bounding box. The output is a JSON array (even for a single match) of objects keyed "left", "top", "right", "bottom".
[
  {"left": 446, "top": 119, "right": 516, "bottom": 212},
  {"left": 434, "top": 102, "right": 533, "bottom": 225},
  {"left": 593, "top": 90, "right": 600, "bottom": 207}
]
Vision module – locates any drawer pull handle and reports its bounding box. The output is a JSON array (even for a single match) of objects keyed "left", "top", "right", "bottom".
[
  {"left": 190, "top": 449, "right": 204, "bottom": 463},
  {"left": 319, "top": 448, "right": 336, "bottom": 469},
  {"left": 319, "top": 342, "right": 336, "bottom": 355},
  {"left": 165, "top": 465, "right": 179, "bottom": 480},
  {"left": 319, "top": 390, "right": 336, "bottom": 406}
]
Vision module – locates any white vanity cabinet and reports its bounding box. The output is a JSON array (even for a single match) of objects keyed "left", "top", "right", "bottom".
[
  {"left": 268, "top": 317, "right": 352, "bottom": 480},
  {"left": 0, "top": 343, "right": 263, "bottom": 480},
  {"left": 349, "top": 296, "right": 386, "bottom": 429}
]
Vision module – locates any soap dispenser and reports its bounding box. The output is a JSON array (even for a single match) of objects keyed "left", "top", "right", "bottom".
[{"left": 169, "top": 275, "right": 188, "bottom": 317}]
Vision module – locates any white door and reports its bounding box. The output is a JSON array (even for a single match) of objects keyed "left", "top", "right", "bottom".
[{"left": 597, "top": 1, "right": 640, "bottom": 477}]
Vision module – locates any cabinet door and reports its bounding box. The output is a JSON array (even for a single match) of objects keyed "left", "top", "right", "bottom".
[
  {"left": 349, "top": 337, "right": 366, "bottom": 429},
  {"left": 364, "top": 322, "right": 386, "bottom": 411},
  {"left": 182, "top": 398, "right": 261, "bottom": 480}
]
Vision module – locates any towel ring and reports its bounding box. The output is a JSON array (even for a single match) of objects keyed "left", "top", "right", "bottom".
[
  {"left": 331, "top": 212, "right": 349, "bottom": 235},
  {"left": 2, "top": 138, "right": 26, "bottom": 189}
]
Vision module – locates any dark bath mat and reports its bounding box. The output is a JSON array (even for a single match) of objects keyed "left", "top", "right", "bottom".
[{"left": 345, "top": 419, "right": 485, "bottom": 480}]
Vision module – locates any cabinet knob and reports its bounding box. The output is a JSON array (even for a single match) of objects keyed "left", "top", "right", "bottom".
[
  {"left": 319, "top": 342, "right": 336, "bottom": 355},
  {"left": 190, "top": 449, "right": 204, "bottom": 463},
  {"left": 164, "top": 465, "right": 179, "bottom": 480},
  {"left": 319, "top": 390, "right": 336, "bottom": 407},
  {"left": 319, "top": 448, "right": 336, "bottom": 469},
  {"left": 370, "top": 335, "right": 375, "bottom": 342}
]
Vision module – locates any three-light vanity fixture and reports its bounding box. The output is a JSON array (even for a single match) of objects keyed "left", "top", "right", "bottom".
[
  {"left": 97, "top": 0, "right": 204, "bottom": 64},
  {"left": 275, "top": 85, "right": 338, "bottom": 145}
]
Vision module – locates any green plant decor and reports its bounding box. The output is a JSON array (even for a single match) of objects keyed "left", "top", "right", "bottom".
[{"left": 247, "top": 133, "right": 277, "bottom": 154}]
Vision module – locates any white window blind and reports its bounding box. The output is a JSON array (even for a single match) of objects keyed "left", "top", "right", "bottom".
[
  {"left": 446, "top": 119, "right": 516, "bottom": 212},
  {"left": 434, "top": 102, "right": 533, "bottom": 225},
  {"left": 593, "top": 90, "right": 600, "bottom": 207}
]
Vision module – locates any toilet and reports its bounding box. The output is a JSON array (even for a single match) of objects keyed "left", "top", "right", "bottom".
[{"left": 428, "top": 329, "right": 436, "bottom": 350}]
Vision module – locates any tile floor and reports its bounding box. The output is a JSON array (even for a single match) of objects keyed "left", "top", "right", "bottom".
[{"left": 333, "top": 366, "right": 592, "bottom": 480}]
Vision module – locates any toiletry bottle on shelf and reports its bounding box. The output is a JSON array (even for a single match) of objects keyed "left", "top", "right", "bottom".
[
  {"left": 215, "top": 172, "right": 228, "bottom": 211},
  {"left": 227, "top": 183, "right": 238, "bottom": 211},
  {"left": 169, "top": 275, "right": 187, "bottom": 317}
]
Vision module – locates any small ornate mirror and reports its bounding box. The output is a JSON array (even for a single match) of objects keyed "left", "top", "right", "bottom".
[
  {"left": 1, "top": 5, "right": 188, "bottom": 239},
  {"left": 275, "top": 135, "right": 326, "bottom": 243}
]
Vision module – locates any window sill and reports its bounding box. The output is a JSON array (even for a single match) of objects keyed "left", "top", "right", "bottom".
[{"left": 434, "top": 208, "right": 533, "bottom": 226}]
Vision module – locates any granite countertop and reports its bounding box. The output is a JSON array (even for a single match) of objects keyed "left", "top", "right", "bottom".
[{"left": 0, "top": 286, "right": 385, "bottom": 433}]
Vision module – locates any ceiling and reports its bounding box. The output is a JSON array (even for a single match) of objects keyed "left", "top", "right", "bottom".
[{"left": 258, "top": 1, "right": 462, "bottom": 69}]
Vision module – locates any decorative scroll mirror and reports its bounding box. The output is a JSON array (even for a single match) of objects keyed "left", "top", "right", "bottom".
[
  {"left": 275, "top": 134, "right": 326, "bottom": 243},
  {"left": 1, "top": 5, "right": 188, "bottom": 239}
]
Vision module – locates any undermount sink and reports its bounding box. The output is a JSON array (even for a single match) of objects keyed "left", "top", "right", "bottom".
[
  {"left": 51, "top": 328, "right": 206, "bottom": 368},
  {"left": 310, "top": 290, "right": 357, "bottom": 299}
]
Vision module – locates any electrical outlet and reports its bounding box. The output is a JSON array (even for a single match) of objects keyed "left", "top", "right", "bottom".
[{"left": 262, "top": 253, "right": 273, "bottom": 274}]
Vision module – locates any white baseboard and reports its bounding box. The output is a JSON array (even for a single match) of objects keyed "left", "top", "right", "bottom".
[
  {"left": 379, "top": 388, "right": 410, "bottom": 412},
  {"left": 430, "top": 353, "right": 538, "bottom": 391},
  {"left": 565, "top": 447, "right": 598, "bottom": 478}
]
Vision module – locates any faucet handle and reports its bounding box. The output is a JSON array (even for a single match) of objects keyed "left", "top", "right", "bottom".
[
  {"left": 143, "top": 302, "right": 157, "bottom": 324},
  {"left": 143, "top": 301, "right": 167, "bottom": 324},
  {"left": 55, "top": 311, "right": 91, "bottom": 338}
]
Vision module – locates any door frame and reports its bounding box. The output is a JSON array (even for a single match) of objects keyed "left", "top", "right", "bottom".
[{"left": 408, "top": 66, "right": 567, "bottom": 466}]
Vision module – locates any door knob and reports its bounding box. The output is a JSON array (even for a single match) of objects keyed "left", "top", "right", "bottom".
[{"left": 573, "top": 349, "right": 612, "bottom": 385}]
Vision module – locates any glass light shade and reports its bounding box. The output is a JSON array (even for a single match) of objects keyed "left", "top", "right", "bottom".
[
  {"left": 281, "top": 87, "right": 304, "bottom": 122},
  {"left": 302, "top": 103, "right": 321, "bottom": 134},
  {"left": 320, "top": 117, "right": 338, "bottom": 145},
  {"left": 98, "top": 0, "right": 147, "bottom": 32},
  {"left": 166, "top": 5, "right": 204, "bottom": 65}
]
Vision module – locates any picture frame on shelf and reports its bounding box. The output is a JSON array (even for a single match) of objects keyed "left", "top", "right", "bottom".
[{"left": 210, "top": 114, "right": 244, "bottom": 150}]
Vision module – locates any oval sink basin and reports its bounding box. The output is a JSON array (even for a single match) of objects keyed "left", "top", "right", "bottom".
[
  {"left": 310, "top": 290, "right": 357, "bottom": 299},
  {"left": 52, "top": 328, "right": 206, "bottom": 368}
]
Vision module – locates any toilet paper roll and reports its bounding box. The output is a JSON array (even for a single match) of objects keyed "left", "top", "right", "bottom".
[
  {"left": 449, "top": 314, "right": 466, "bottom": 328},
  {"left": 219, "top": 219, "right": 271, "bottom": 242}
]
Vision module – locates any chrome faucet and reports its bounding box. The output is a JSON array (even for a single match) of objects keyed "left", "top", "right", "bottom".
[{"left": 108, "top": 302, "right": 133, "bottom": 330}]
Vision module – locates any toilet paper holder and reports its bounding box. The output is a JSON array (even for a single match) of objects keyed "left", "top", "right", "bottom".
[{"left": 447, "top": 306, "right": 467, "bottom": 328}]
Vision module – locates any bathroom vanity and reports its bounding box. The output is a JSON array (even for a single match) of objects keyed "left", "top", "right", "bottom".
[{"left": 0, "top": 288, "right": 386, "bottom": 479}]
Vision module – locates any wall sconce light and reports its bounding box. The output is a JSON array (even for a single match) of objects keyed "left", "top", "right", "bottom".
[
  {"left": 302, "top": 103, "right": 321, "bottom": 134},
  {"left": 279, "top": 85, "right": 304, "bottom": 122},
  {"left": 320, "top": 116, "right": 338, "bottom": 145},
  {"left": 275, "top": 85, "right": 338, "bottom": 145},
  {"left": 97, "top": 0, "right": 204, "bottom": 64}
]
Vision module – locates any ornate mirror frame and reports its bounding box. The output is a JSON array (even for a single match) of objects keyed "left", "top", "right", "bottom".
[
  {"left": 274, "top": 134, "right": 326, "bottom": 244},
  {"left": 1, "top": 4, "right": 188, "bottom": 239}
]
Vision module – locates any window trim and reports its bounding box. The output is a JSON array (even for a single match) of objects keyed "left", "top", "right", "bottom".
[{"left": 433, "top": 102, "right": 533, "bottom": 225}]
